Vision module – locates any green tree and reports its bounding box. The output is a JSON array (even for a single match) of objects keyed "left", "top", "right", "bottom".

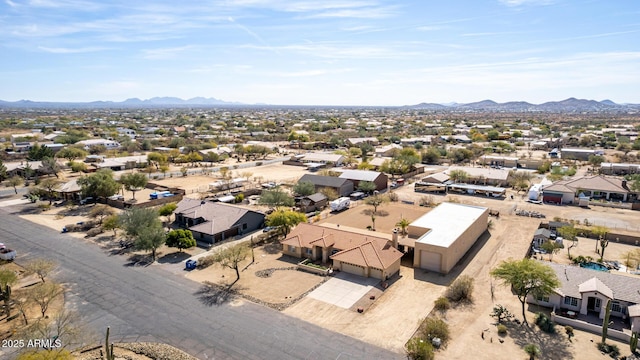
[
  {"left": 0, "top": 268, "right": 18, "bottom": 289},
  {"left": 540, "top": 241, "right": 562, "bottom": 261},
  {"left": 357, "top": 181, "right": 376, "bottom": 194},
  {"left": 557, "top": 226, "right": 579, "bottom": 259},
  {"left": 166, "top": 229, "right": 196, "bottom": 252},
  {"left": 421, "top": 147, "right": 441, "bottom": 165},
  {"left": 448, "top": 169, "right": 469, "bottom": 183},
  {"left": 0, "top": 158, "right": 7, "bottom": 181},
  {"left": 364, "top": 194, "right": 389, "bottom": 215},
  {"left": 88, "top": 204, "right": 116, "bottom": 225},
  {"left": 119, "top": 207, "right": 162, "bottom": 240},
  {"left": 120, "top": 172, "right": 148, "bottom": 200},
  {"left": 39, "top": 178, "right": 61, "bottom": 205},
  {"left": 265, "top": 209, "right": 307, "bottom": 236},
  {"left": 259, "top": 187, "right": 295, "bottom": 207},
  {"left": 491, "top": 259, "right": 560, "bottom": 326},
  {"left": 77, "top": 169, "right": 120, "bottom": 199},
  {"left": 39, "top": 157, "right": 61, "bottom": 178},
  {"left": 158, "top": 202, "right": 178, "bottom": 224},
  {"left": 134, "top": 223, "right": 165, "bottom": 262},
  {"left": 8, "top": 175, "right": 23, "bottom": 194},
  {"left": 56, "top": 147, "right": 87, "bottom": 162},
  {"left": 27, "top": 144, "right": 54, "bottom": 161},
  {"left": 487, "top": 130, "right": 501, "bottom": 141},
  {"left": 405, "top": 338, "right": 434, "bottom": 360},
  {"left": 293, "top": 181, "right": 316, "bottom": 196},
  {"left": 212, "top": 243, "right": 250, "bottom": 287},
  {"left": 102, "top": 214, "right": 120, "bottom": 236},
  {"left": 147, "top": 152, "right": 167, "bottom": 169}
]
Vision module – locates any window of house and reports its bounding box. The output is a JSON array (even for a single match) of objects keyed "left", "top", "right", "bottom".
[
  {"left": 288, "top": 245, "right": 296, "bottom": 252},
  {"left": 243, "top": 223, "right": 247, "bottom": 230},
  {"left": 564, "top": 297, "right": 578, "bottom": 307},
  {"left": 612, "top": 302, "right": 622, "bottom": 313},
  {"left": 536, "top": 294, "right": 550, "bottom": 303},
  {"left": 305, "top": 248, "right": 313, "bottom": 255}
]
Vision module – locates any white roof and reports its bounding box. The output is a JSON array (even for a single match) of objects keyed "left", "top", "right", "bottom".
[
  {"left": 337, "top": 169, "right": 381, "bottom": 182},
  {"left": 301, "top": 152, "right": 344, "bottom": 163},
  {"left": 411, "top": 202, "right": 487, "bottom": 248}
]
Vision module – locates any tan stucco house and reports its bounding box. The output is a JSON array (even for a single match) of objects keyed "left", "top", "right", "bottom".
[{"left": 281, "top": 223, "right": 403, "bottom": 280}]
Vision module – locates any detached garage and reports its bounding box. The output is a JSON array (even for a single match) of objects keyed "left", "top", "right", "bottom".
[{"left": 409, "top": 202, "right": 489, "bottom": 274}]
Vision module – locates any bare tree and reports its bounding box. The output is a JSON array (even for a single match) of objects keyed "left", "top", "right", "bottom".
[
  {"left": 28, "top": 282, "right": 64, "bottom": 318},
  {"left": 25, "top": 259, "right": 58, "bottom": 283}
]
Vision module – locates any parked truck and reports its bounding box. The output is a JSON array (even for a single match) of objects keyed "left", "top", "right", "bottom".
[{"left": 330, "top": 197, "right": 351, "bottom": 212}]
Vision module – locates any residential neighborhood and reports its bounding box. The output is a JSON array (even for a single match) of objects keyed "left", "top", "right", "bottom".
[{"left": 0, "top": 103, "right": 640, "bottom": 360}]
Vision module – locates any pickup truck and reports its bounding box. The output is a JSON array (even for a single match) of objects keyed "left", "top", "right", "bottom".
[{"left": 0, "top": 244, "right": 16, "bottom": 261}]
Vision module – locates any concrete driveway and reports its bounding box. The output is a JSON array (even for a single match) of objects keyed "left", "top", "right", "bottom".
[{"left": 308, "top": 272, "right": 379, "bottom": 309}]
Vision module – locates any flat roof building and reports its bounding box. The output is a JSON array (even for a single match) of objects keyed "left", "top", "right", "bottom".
[{"left": 407, "top": 202, "right": 488, "bottom": 274}]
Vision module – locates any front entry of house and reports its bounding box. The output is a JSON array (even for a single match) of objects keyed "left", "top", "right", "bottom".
[{"left": 587, "top": 297, "right": 602, "bottom": 312}]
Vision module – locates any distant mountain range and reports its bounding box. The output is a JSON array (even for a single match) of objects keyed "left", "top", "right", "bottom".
[
  {"left": 403, "top": 98, "right": 640, "bottom": 112},
  {"left": 0, "top": 97, "right": 638, "bottom": 112},
  {"left": 0, "top": 96, "right": 242, "bottom": 109}
]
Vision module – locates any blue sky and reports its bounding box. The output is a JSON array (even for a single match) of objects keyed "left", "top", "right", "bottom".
[{"left": 1, "top": 0, "right": 639, "bottom": 105}]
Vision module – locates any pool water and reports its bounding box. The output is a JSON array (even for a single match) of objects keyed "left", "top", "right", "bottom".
[{"left": 580, "top": 262, "right": 609, "bottom": 272}]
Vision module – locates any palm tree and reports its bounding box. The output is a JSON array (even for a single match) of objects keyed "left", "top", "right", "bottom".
[{"left": 396, "top": 218, "right": 410, "bottom": 236}]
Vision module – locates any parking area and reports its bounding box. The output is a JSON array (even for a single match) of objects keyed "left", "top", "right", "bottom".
[{"left": 307, "top": 272, "right": 379, "bottom": 309}]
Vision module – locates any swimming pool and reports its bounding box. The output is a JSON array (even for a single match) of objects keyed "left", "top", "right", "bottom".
[{"left": 580, "top": 262, "right": 609, "bottom": 272}]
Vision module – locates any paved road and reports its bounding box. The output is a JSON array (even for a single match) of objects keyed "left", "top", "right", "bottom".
[{"left": 0, "top": 208, "right": 402, "bottom": 360}]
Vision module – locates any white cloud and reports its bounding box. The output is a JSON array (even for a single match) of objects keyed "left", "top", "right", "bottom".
[
  {"left": 37, "top": 46, "right": 107, "bottom": 53},
  {"left": 498, "top": 0, "right": 554, "bottom": 6},
  {"left": 140, "top": 46, "right": 194, "bottom": 59}
]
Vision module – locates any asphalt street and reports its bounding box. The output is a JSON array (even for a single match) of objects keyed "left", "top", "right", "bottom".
[{"left": 0, "top": 207, "right": 403, "bottom": 360}]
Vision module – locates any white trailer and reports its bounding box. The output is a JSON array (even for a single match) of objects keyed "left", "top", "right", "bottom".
[{"left": 330, "top": 197, "right": 350, "bottom": 212}]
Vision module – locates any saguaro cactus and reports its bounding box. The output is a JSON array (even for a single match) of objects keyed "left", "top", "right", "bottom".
[
  {"left": 631, "top": 332, "right": 638, "bottom": 354},
  {"left": 1, "top": 285, "right": 12, "bottom": 317},
  {"left": 601, "top": 299, "right": 612, "bottom": 344},
  {"left": 100, "top": 326, "right": 115, "bottom": 360}
]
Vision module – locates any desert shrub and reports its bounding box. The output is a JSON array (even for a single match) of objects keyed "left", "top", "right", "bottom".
[
  {"left": 63, "top": 224, "right": 80, "bottom": 232},
  {"left": 497, "top": 324, "right": 507, "bottom": 336},
  {"left": 491, "top": 304, "right": 514, "bottom": 324},
  {"left": 70, "top": 161, "right": 87, "bottom": 172},
  {"left": 235, "top": 193, "right": 245, "bottom": 203},
  {"left": 418, "top": 317, "right": 450, "bottom": 348},
  {"left": 434, "top": 297, "right": 450, "bottom": 312},
  {"left": 445, "top": 275, "right": 474, "bottom": 303},
  {"left": 565, "top": 326, "right": 574, "bottom": 341},
  {"left": 197, "top": 255, "right": 216, "bottom": 269},
  {"left": 405, "top": 337, "right": 435, "bottom": 360},
  {"left": 80, "top": 220, "right": 100, "bottom": 231},
  {"left": 572, "top": 255, "right": 589, "bottom": 265},
  {"left": 85, "top": 227, "right": 104, "bottom": 238},
  {"left": 535, "top": 312, "right": 555, "bottom": 334},
  {"left": 388, "top": 192, "right": 399, "bottom": 202},
  {"left": 37, "top": 203, "right": 52, "bottom": 211},
  {"left": 419, "top": 196, "right": 434, "bottom": 207},
  {"left": 597, "top": 343, "right": 620, "bottom": 357}
]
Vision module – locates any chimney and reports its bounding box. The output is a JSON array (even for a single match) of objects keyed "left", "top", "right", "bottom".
[{"left": 392, "top": 228, "right": 399, "bottom": 249}]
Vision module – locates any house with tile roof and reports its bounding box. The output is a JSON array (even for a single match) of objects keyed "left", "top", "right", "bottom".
[
  {"left": 174, "top": 198, "right": 265, "bottom": 245},
  {"left": 542, "top": 175, "right": 635, "bottom": 204},
  {"left": 528, "top": 262, "right": 640, "bottom": 333},
  {"left": 281, "top": 223, "right": 403, "bottom": 280}
]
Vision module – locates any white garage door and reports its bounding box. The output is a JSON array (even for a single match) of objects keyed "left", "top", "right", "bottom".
[
  {"left": 420, "top": 251, "right": 441, "bottom": 272},
  {"left": 341, "top": 263, "right": 365, "bottom": 277}
]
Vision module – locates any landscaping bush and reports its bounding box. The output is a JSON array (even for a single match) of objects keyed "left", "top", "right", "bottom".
[
  {"left": 535, "top": 312, "right": 555, "bottom": 334},
  {"left": 497, "top": 324, "right": 507, "bottom": 336},
  {"left": 388, "top": 192, "right": 398, "bottom": 202},
  {"left": 445, "top": 275, "right": 474, "bottom": 303},
  {"left": 197, "top": 255, "right": 216, "bottom": 269},
  {"left": 597, "top": 342, "right": 620, "bottom": 357},
  {"left": 418, "top": 317, "right": 450, "bottom": 348},
  {"left": 490, "top": 304, "right": 514, "bottom": 324},
  {"left": 85, "top": 227, "right": 104, "bottom": 238},
  {"left": 405, "top": 337, "right": 435, "bottom": 360},
  {"left": 434, "top": 297, "right": 450, "bottom": 312}
]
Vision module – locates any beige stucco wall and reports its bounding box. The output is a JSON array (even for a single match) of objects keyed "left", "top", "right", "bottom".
[{"left": 413, "top": 208, "right": 489, "bottom": 274}]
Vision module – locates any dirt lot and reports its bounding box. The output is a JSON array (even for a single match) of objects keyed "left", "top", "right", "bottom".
[{"left": 186, "top": 245, "right": 327, "bottom": 308}]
